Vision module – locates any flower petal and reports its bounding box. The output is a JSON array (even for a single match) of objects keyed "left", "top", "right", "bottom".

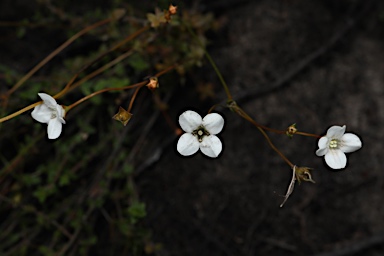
[
  {"left": 47, "top": 119, "right": 63, "bottom": 139},
  {"left": 326, "top": 125, "right": 346, "bottom": 139},
  {"left": 56, "top": 105, "right": 66, "bottom": 124},
  {"left": 324, "top": 149, "right": 347, "bottom": 169},
  {"left": 38, "top": 93, "right": 58, "bottom": 108},
  {"left": 202, "top": 113, "right": 224, "bottom": 135},
  {"left": 200, "top": 135, "right": 222, "bottom": 158},
  {"left": 177, "top": 133, "right": 199, "bottom": 156},
  {"left": 31, "top": 104, "right": 52, "bottom": 123},
  {"left": 316, "top": 137, "right": 329, "bottom": 156},
  {"left": 340, "top": 133, "right": 362, "bottom": 153},
  {"left": 179, "top": 110, "right": 202, "bottom": 133}
]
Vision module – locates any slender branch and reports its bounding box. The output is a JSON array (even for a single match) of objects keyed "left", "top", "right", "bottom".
[
  {"left": 204, "top": 50, "right": 232, "bottom": 101},
  {"left": 6, "top": 18, "right": 113, "bottom": 96},
  {"left": 235, "top": 107, "right": 294, "bottom": 168},
  {"left": 0, "top": 194, "right": 72, "bottom": 240},
  {"left": 61, "top": 50, "right": 134, "bottom": 96},
  {"left": 66, "top": 82, "right": 145, "bottom": 111},
  {"left": 0, "top": 102, "right": 41, "bottom": 123},
  {"left": 54, "top": 26, "right": 150, "bottom": 99},
  {"left": 127, "top": 86, "right": 142, "bottom": 113},
  {"left": 184, "top": 24, "right": 233, "bottom": 101}
]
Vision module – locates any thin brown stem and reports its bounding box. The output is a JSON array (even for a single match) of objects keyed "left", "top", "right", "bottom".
[
  {"left": 53, "top": 26, "right": 151, "bottom": 100},
  {"left": 295, "top": 131, "right": 321, "bottom": 138},
  {"left": 53, "top": 74, "right": 78, "bottom": 99},
  {"left": 127, "top": 86, "right": 142, "bottom": 112},
  {"left": 0, "top": 102, "right": 41, "bottom": 123},
  {"left": 75, "top": 25, "right": 151, "bottom": 76},
  {"left": 66, "top": 83, "right": 145, "bottom": 111},
  {"left": 6, "top": 18, "right": 113, "bottom": 96},
  {"left": 233, "top": 106, "right": 320, "bottom": 138},
  {"left": 63, "top": 50, "right": 134, "bottom": 96},
  {"left": 235, "top": 107, "right": 294, "bottom": 168}
]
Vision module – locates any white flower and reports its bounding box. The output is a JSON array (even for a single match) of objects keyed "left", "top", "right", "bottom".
[
  {"left": 31, "top": 93, "right": 66, "bottom": 139},
  {"left": 177, "top": 110, "right": 224, "bottom": 158},
  {"left": 316, "top": 125, "right": 362, "bottom": 169}
]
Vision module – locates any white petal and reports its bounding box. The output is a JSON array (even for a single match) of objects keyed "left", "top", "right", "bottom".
[
  {"left": 202, "top": 113, "right": 224, "bottom": 135},
  {"left": 31, "top": 104, "right": 52, "bottom": 123},
  {"left": 324, "top": 149, "right": 347, "bottom": 169},
  {"left": 316, "top": 137, "right": 329, "bottom": 156},
  {"left": 177, "top": 133, "right": 199, "bottom": 156},
  {"left": 179, "top": 110, "right": 202, "bottom": 133},
  {"left": 56, "top": 105, "right": 66, "bottom": 123},
  {"left": 38, "top": 93, "right": 58, "bottom": 108},
  {"left": 326, "top": 125, "right": 346, "bottom": 139},
  {"left": 340, "top": 133, "right": 362, "bottom": 153},
  {"left": 200, "top": 135, "right": 222, "bottom": 158},
  {"left": 47, "top": 119, "right": 63, "bottom": 139}
]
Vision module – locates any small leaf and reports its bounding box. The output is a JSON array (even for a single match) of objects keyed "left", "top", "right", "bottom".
[
  {"left": 127, "top": 53, "right": 149, "bottom": 72},
  {"left": 127, "top": 202, "right": 146, "bottom": 224}
]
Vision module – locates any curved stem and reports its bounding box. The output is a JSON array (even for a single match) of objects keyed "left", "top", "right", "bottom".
[
  {"left": 295, "top": 131, "right": 321, "bottom": 138},
  {"left": 0, "top": 102, "right": 41, "bottom": 123},
  {"left": 127, "top": 86, "right": 142, "bottom": 113},
  {"left": 7, "top": 18, "right": 113, "bottom": 96},
  {"left": 232, "top": 105, "right": 321, "bottom": 138},
  {"left": 235, "top": 106, "right": 294, "bottom": 168},
  {"left": 0, "top": 65, "right": 176, "bottom": 123},
  {"left": 66, "top": 83, "right": 145, "bottom": 111},
  {"left": 203, "top": 50, "right": 232, "bottom": 101},
  {"left": 207, "top": 104, "right": 221, "bottom": 114},
  {"left": 54, "top": 26, "right": 150, "bottom": 100},
  {"left": 256, "top": 126, "right": 294, "bottom": 168},
  {"left": 184, "top": 24, "right": 233, "bottom": 101},
  {"left": 53, "top": 74, "right": 78, "bottom": 99},
  {"left": 59, "top": 50, "right": 134, "bottom": 97}
]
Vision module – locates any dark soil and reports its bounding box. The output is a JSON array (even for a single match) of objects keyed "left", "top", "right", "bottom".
[
  {"left": 2, "top": 0, "right": 384, "bottom": 255},
  {"left": 138, "top": 0, "right": 384, "bottom": 255}
]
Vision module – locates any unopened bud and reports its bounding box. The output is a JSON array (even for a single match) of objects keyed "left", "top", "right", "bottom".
[
  {"left": 168, "top": 5, "right": 177, "bottom": 15},
  {"left": 147, "top": 77, "right": 159, "bottom": 90},
  {"left": 112, "top": 106, "right": 132, "bottom": 126},
  {"left": 295, "top": 166, "right": 315, "bottom": 184},
  {"left": 286, "top": 123, "right": 297, "bottom": 138},
  {"left": 165, "top": 5, "right": 177, "bottom": 21}
]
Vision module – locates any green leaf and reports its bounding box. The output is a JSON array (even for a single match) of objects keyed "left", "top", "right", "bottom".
[
  {"left": 38, "top": 245, "right": 55, "bottom": 256},
  {"left": 127, "top": 53, "right": 149, "bottom": 72},
  {"left": 20, "top": 174, "right": 41, "bottom": 186},
  {"left": 33, "top": 186, "right": 55, "bottom": 203},
  {"left": 18, "top": 82, "right": 44, "bottom": 100},
  {"left": 127, "top": 202, "right": 146, "bottom": 224},
  {"left": 16, "top": 27, "right": 26, "bottom": 38}
]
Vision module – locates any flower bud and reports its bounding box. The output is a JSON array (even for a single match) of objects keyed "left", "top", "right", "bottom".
[
  {"left": 295, "top": 166, "right": 315, "bottom": 184},
  {"left": 147, "top": 77, "right": 159, "bottom": 90},
  {"left": 165, "top": 5, "right": 177, "bottom": 21},
  {"left": 112, "top": 106, "right": 132, "bottom": 126},
  {"left": 168, "top": 5, "right": 177, "bottom": 15},
  {"left": 286, "top": 123, "right": 297, "bottom": 138}
]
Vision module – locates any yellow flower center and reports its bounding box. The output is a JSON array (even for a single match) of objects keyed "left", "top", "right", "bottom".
[
  {"left": 329, "top": 139, "right": 339, "bottom": 149},
  {"left": 193, "top": 126, "right": 210, "bottom": 143}
]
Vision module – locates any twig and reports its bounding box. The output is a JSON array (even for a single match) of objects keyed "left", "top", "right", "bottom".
[{"left": 6, "top": 18, "right": 113, "bottom": 97}]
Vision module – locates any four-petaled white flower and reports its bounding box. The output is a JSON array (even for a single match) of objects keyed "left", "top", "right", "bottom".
[
  {"left": 316, "top": 125, "right": 362, "bottom": 169},
  {"left": 177, "top": 110, "right": 224, "bottom": 158},
  {"left": 31, "top": 93, "right": 66, "bottom": 139}
]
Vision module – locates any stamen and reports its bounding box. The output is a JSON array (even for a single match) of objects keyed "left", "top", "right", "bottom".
[{"left": 329, "top": 139, "right": 338, "bottom": 149}]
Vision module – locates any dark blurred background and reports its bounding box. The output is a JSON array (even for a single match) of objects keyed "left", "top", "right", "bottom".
[{"left": 0, "top": 0, "right": 383, "bottom": 255}]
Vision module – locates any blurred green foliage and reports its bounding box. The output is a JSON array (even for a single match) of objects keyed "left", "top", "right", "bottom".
[{"left": 0, "top": 1, "right": 216, "bottom": 255}]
